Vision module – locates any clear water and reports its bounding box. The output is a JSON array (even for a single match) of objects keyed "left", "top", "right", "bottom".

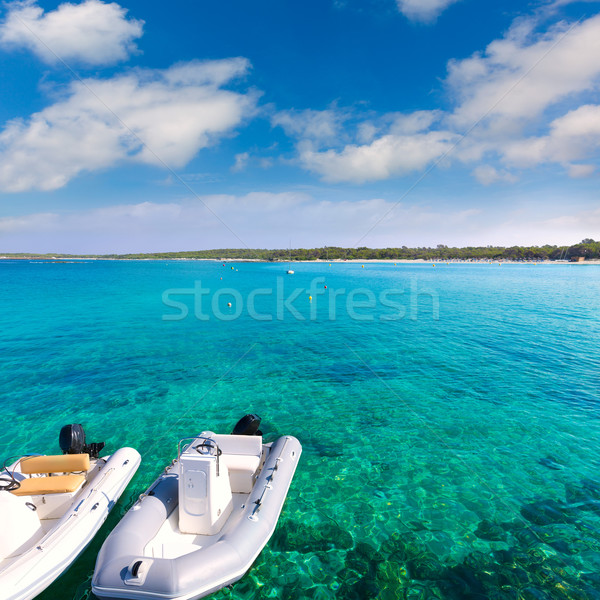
[{"left": 1, "top": 260, "right": 600, "bottom": 600}]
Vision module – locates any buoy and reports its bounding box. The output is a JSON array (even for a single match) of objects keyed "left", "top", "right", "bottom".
[
  {"left": 227, "top": 302, "right": 232, "bottom": 307},
  {"left": 309, "top": 295, "right": 312, "bottom": 301},
  {"left": 433, "top": 264, "right": 435, "bottom": 267},
  {"left": 329, "top": 263, "right": 331, "bottom": 266},
  {"left": 222, "top": 263, "right": 225, "bottom": 267},
  {"left": 362, "top": 265, "right": 364, "bottom": 268},
  {"left": 231, "top": 266, "right": 234, "bottom": 270},
  {"left": 324, "top": 285, "right": 327, "bottom": 289},
  {"left": 220, "top": 277, "right": 222, "bottom": 280}
]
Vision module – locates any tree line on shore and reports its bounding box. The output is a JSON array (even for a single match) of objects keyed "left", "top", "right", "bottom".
[{"left": 3, "top": 239, "right": 599, "bottom": 261}]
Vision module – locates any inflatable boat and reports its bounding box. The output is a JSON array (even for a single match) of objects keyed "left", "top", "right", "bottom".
[
  {"left": 0, "top": 424, "right": 141, "bottom": 600},
  {"left": 92, "top": 415, "right": 301, "bottom": 600}
]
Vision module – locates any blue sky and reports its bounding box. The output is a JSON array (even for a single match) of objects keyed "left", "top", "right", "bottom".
[{"left": 1, "top": 0, "right": 600, "bottom": 253}]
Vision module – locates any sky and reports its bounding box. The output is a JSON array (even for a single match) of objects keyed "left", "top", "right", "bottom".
[{"left": 1, "top": 0, "right": 600, "bottom": 253}]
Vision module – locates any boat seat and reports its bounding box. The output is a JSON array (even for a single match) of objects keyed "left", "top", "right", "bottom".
[
  {"left": 11, "top": 454, "right": 90, "bottom": 497},
  {"left": 221, "top": 454, "right": 261, "bottom": 493},
  {"left": 20, "top": 454, "right": 90, "bottom": 474},
  {"left": 210, "top": 435, "right": 262, "bottom": 493},
  {"left": 11, "top": 474, "right": 86, "bottom": 496}
]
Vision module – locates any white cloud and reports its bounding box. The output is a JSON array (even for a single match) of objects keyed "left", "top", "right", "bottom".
[
  {"left": 396, "top": 0, "right": 461, "bottom": 23},
  {"left": 501, "top": 104, "right": 600, "bottom": 170},
  {"left": 287, "top": 13, "right": 600, "bottom": 185},
  {"left": 297, "top": 130, "right": 456, "bottom": 183},
  {"left": 0, "top": 59, "right": 257, "bottom": 192},
  {"left": 0, "top": 194, "right": 487, "bottom": 253},
  {"left": 446, "top": 15, "right": 600, "bottom": 130},
  {"left": 567, "top": 164, "right": 595, "bottom": 178},
  {"left": 0, "top": 0, "right": 143, "bottom": 66},
  {"left": 232, "top": 152, "right": 249, "bottom": 172},
  {"left": 5, "top": 192, "right": 599, "bottom": 254},
  {"left": 389, "top": 110, "right": 442, "bottom": 135},
  {"left": 272, "top": 108, "right": 346, "bottom": 144},
  {"left": 472, "top": 165, "right": 518, "bottom": 185}
]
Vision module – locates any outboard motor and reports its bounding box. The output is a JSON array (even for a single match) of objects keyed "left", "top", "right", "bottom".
[
  {"left": 59, "top": 424, "right": 106, "bottom": 458},
  {"left": 232, "top": 414, "right": 262, "bottom": 436}
]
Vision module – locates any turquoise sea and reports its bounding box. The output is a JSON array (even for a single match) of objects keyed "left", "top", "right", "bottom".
[{"left": 1, "top": 260, "right": 600, "bottom": 600}]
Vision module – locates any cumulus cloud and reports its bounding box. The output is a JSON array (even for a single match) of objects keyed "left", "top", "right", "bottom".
[
  {"left": 0, "top": 0, "right": 143, "bottom": 66},
  {"left": 396, "top": 0, "right": 461, "bottom": 23},
  {"left": 501, "top": 104, "right": 600, "bottom": 171},
  {"left": 277, "top": 13, "right": 600, "bottom": 185},
  {"left": 446, "top": 15, "right": 600, "bottom": 131},
  {"left": 0, "top": 59, "right": 257, "bottom": 191},
  {"left": 298, "top": 130, "right": 456, "bottom": 183}
]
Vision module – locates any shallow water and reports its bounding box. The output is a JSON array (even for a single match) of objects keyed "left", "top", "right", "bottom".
[{"left": 1, "top": 260, "right": 600, "bottom": 600}]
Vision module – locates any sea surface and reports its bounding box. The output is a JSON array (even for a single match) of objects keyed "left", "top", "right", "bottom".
[{"left": 1, "top": 260, "right": 600, "bottom": 600}]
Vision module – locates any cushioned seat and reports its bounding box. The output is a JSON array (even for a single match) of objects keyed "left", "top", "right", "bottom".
[
  {"left": 11, "top": 474, "right": 86, "bottom": 496},
  {"left": 20, "top": 454, "right": 90, "bottom": 474}
]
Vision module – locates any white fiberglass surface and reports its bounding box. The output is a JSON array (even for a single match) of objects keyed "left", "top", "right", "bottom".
[{"left": 144, "top": 494, "right": 249, "bottom": 560}]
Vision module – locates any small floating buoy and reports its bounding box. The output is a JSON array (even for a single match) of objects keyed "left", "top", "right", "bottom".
[
  {"left": 222, "top": 263, "right": 225, "bottom": 267},
  {"left": 361, "top": 265, "right": 364, "bottom": 268},
  {"left": 220, "top": 277, "right": 222, "bottom": 280},
  {"left": 227, "top": 302, "right": 232, "bottom": 307},
  {"left": 231, "top": 266, "right": 234, "bottom": 270},
  {"left": 309, "top": 295, "right": 312, "bottom": 301},
  {"left": 433, "top": 264, "right": 435, "bottom": 267},
  {"left": 329, "top": 263, "right": 331, "bottom": 266},
  {"left": 324, "top": 285, "right": 327, "bottom": 289}
]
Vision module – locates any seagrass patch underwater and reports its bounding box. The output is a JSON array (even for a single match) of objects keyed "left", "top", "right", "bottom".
[{"left": 1, "top": 259, "right": 600, "bottom": 600}]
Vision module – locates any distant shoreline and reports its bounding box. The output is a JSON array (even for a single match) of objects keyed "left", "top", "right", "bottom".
[
  {"left": 2, "top": 256, "right": 600, "bottom": 265},
  {"left": 3, "top": 241, "right": 599, "bottom": 263}
]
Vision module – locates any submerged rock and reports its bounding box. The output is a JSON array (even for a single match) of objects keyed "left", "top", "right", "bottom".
[
  {"left": 474, "top": 519, "right": 507, "bottom": 541},
  {"left": 520, "top": 499, "right": 575, "bottom": 526},
  {"left": 269, "top": 520, "right": 353, "bottom": 553},
  {"left": 538, "top": 456, "right": 565, "bottom": 470}
]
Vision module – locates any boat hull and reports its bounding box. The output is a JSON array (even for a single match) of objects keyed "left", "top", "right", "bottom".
[
  {"left": 0, "top": 447, "right": 141, "bottom": 600},
  {"left": 92, "top": 435, "right": 302, "bottom": 600}
]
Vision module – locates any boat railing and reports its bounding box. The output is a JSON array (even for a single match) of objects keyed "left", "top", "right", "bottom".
[{"left": 178, "top": 436, "right": 223, "bottom": 476}]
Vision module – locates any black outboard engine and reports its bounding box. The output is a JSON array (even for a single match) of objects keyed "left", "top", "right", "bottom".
[
  {"left": 59, "top": 424, "right": 106, "bottom": 458},
  {"left": 232, "top": 414, "right": 262, "bottom": 436}
]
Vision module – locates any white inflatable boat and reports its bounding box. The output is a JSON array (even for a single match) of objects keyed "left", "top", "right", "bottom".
[
  {"left": 92, "top": 415, "right": 301, "bottom": 600},
  {"left": 0, "top": 424, "right": 141, "bottom": 600}
]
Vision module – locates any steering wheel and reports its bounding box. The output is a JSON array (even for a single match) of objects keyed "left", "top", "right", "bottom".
[{"left": 194, "top": 439, "right": 218, "bottom": 456}]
